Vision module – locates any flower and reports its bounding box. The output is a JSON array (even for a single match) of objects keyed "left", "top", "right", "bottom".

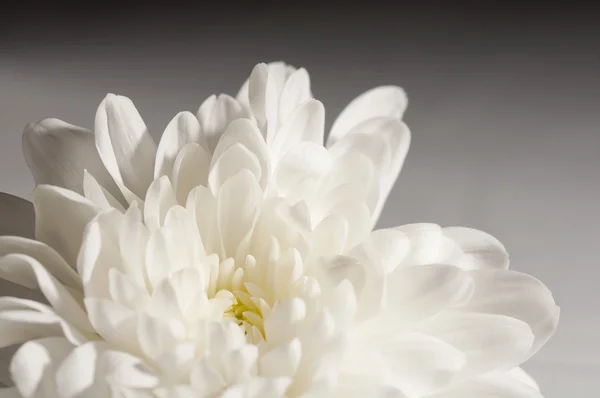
[{"left": 0, "top": 62, "right": 559, "bottom": 397}]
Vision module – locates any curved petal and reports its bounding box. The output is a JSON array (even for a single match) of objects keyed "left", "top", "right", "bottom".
[
  {"left": 328, "top": 85, "right": 407, "bottom": 146},
  {"left": 443, "top": 227, "right": 509, "bottom": 270},
  {"left": 171, "top": 143, "right": 210, "bottom": 204},
  {"left": 385, "top": 264, "right": 474, "bottom": 324},
  {"left": 465, "top": 269, "right": 560, "bottom": 359},
  {"left": 32, "top": 185, "right": 100, "bottom": 266},
  {"left": 272, "top": 99, "right": 325, "bottom": 159},
  {"left": 431, "top": 371, "right": 543, "bottom": 398},
  {"left": 144, "top": 176, "right": 178, "bottom": 233},
  {"left": 0, "top": 297, "right": 89, "bottom": 347},
  {"left": 0, "top": 254, "right": 92, "bottom": 333},
  {"left": 55, "top": 341, "right": 159, "bottom": 397},
  {"left": 329, "top": 117, "right": 410, "bottom": 226},
  {"left": 10, "top": 337, "right": 73, "bottom": 398},
  {"left": 274, "top": 142, "right": 332, "bottom": 198},
  {"left": 210, "top": 118, "right": 270, "bottom": 190},
  {"left": 279, "top": 67, "right": 312, "bottom": 123},
  {"left": 415, "top": 312, "right": 535, "bottom": 377},
  {"left": 197, "top": 94, "right": 248, "bottom": 153},
  {"left": 248, "top": 63, "right": 279, "bottom": 138},
  {"left": 0, "top": 194, "right": 34, "bottom": 239},
  {"left": 0, "top": 237, "right": 80, "bottom": 289},
  {"left": 154, "top": 111, "right": 202, "bottom": 179},
  {"left": 385, "top": 333, "right": 467, "bottom": 397},
  {"left": 94, "top": 94, "right": 157, "bottom": 201},
  {"left": 217, "top": 170, "right": 263, "bottom": 258},
  {"left": 82, "top": 170, "right": 126, "bottom": 212},
  {"left": 208, "top": 144, "right": 262, "bottom": 195},
  {"left": 22, "top": 118, "right": 123, "bottom": 203}
]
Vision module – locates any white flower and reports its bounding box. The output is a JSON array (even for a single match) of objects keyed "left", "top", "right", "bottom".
[{"left": 0, "top": 62, "right": 559, "bottom": 397}]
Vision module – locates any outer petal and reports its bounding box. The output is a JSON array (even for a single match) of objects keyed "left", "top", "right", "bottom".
[
  {"left": 197, "top": 94, "right": 248, "bottom": 153},
  {"left": 465, "top": 269, "right": 560, "bottom": 359},
  {"left": 154, "top": 112, "right": 202, "bottom": 179},
  {"left": 0, "top": 237, "right": 81, "bottom": 289},
  {"left": 10, "top": 337, "right": 73, "bottom": 398},
  {"left": 271, "top": 99, "right": 325, "bottom": 160},
  {"left": 0, "top": 194, "right": 34, "bottom": 239},
  {"left": 210, "top": 119, "right": 271, "bottom": 191},
  {"left": 414, "top": 312, "right": 535, "bottom": 377},
  {"left": 430, "top": 371, "right": 543, "bottom": 398},
  {"left": 329, "top": 117, "right": 410, "bottom": 226},
  {"left": 328, "top": 85, "right": 407, "bottom": 146},
  {"left": 32, "top": 186, "right": 100, "bottom": 266},
  {"left": 94, "top": 94, "right": 157, "bottom": 201},
  {"left": 442, "top": 227, "right": 509, "bottom": 270},
  {"left": 22, "top": 119, "right": 123, "bottom": 202},
  {"left": 0, "top": 254, "right": 93, "bottom": 333}
]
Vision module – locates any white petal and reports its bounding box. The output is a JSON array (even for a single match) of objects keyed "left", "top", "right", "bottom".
[
  {"left": 171, "top": 143, "right": 210, "bottom": 204},
  {"left": 187, "top": 186, "right": 218, "bottom": 255},
  {"left": 210, "top": 118, "right": 270, "bottom": 190},
  {"left": 197, "top": 94, "right": 248, "bottom": 153},
  {"left": 119, "top": 205, "right": 150, "bottom": 289},
  {"left": 328, "top": 85, "right": 407, "bottom": 146},
  {"left": 432, "top": 371, "right": 543, "bottom": 398},
  {"left": 318, "top": 255, "right": 385, "bottom": 320},
  {"left": 0, "top": 254, "right": 92, "bottom": 332},
  {"left": 330, "top": 117, "right": 410, "bottom": 226},
  {"left": 264, "top": 299, "right": 306, "bottom": 346},
  {"left": 94, "top": 94, "right": 157, "bottom": 200},
  {"left": 0, "top": 297, "right": 88, "bottom": 347},
  {"left": 209, "top": 143, "right": 262, "bottom": 195},
  {"left": 331, "top": 384, "right": 406, "bottom": 398},
  {"left": 416, "top": 312, "right": 535, "bottom": 377},
  {"left": 259, "top": 338, "right": 301, "bottom": 377},
  {"left": 246, "top": 376, "right": 291, "bottom": 397},
  {"left": 84, "top": 298, "right": 139, "bottom": 353},
  {"left": 137, "top": 313, "right": 184, "bottom": 360},
  {"left": 22, "top": 118, "right": 123, "bottom": 201},
  {"left": 394, "top": 223, "right": 447, "bottom": 266},
  {"left": 154, "top": 111, "right": 201, "bottom": 179},
  {"left": 329, "top": 200, "right": 371, "bottom": 249},
  {"left": 310, "top": 215, "right": 348, "bottom": 258},
  {"left": 217, "top": 170, "right": 262, "bottom": 258},
  {"left": 83, "top": 170, "right": 126, "bottom": 212},
  {"left": 54, "top": 341, "right": 107, "bottom": 398},
  {"left": 272, "top": 99, "right": 324, "bottom": 158},
  {"left": 248, "top": 63, "right": 279, "bottom": 137},
  {"left": 32, "top": 186, "right": 100, "bottom": 266},
  {"left": 10, "top": 337, "right": 73, "bottom": 398},
  {"left": 385, "top": 264, "right": 474, "bottom": 324},
  {"left": 0, "top": 194, "right": 34, "bottom": 239},
  {"left": 77, "top": 210, "right": 122, "bottom": 299},
  {"left": 274, "top": 142, "right": 332, "bottom": 198},
  {"left": 279, "top": 67, "right": 312, "bottom": 122},
  {"left": 384, "top": 333, "right": 467, "bottom": 397},
  {"left": 144, "top": 176, "right": 177, "bottom": 232},
  {"left": 349, "top": 228, "right": 409, "bottom": 274},
  {"left": 443, "top": 227, "right": 509, "bottom": 269},
  {"left": 505, "top": 367, "right": 539, "bottom": 391},
  {"left": 0, "top": 236, "right": 80, "bottom": 289},
  {"left": 190, "top": 354, "right": 226, "bottom": 395},
  {"left": 465, "top": 269, "right": 560, "bottom": 359}
]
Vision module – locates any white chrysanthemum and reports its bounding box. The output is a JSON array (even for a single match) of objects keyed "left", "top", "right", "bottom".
[{"left": 0, "top": 62, "right": 559, "bottom": 398}]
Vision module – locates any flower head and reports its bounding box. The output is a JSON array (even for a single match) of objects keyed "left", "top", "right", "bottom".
[{"left": 0, "top": 62, "right": 559, "bottom": 397}]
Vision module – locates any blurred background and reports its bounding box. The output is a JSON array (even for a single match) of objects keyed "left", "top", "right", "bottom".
[{"left": 1, "top": 3, "right": 598, "bottom": 396}]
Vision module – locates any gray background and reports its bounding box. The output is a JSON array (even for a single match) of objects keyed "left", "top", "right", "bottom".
[{"left": 1, "top": 4, "right": 599, "bottom": 397}]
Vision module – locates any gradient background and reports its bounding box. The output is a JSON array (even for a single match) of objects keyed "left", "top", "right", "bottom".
[{"left": 1, "top": 3, "right": 598, "bottom": 397}]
